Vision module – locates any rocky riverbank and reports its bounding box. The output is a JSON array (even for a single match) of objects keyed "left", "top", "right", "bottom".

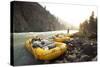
[{"left": 43, "top": 36, "right": 97, "bottom": 64}]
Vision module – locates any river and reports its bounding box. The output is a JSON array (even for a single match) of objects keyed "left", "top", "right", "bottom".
[{"left": 13, "top": 30, "right": 78, "bottom": 66}]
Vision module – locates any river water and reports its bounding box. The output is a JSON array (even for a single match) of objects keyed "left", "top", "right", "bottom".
[{"left": 13, "top": 30, "right": 78, "bottom": 66}]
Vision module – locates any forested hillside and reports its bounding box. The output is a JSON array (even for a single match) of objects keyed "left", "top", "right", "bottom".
[
  {"left": 79, "top": 11, "right": 97, "bottom": 38},
  {"left": 11, "top": 1, "right": 69, "bottom": 32}
]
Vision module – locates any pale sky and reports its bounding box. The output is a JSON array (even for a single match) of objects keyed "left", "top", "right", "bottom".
[{"left": 39, "top": 3, "right": 97, "bottom": 27}]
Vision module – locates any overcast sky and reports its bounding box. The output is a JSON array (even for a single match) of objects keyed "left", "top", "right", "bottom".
[{"left": 39, "top": 2, "right": 97, "bottom": 27}]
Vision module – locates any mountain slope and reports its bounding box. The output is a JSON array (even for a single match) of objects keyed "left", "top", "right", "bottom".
[{"left": 11, "top": 1, "right": 67, "bottom": 32}]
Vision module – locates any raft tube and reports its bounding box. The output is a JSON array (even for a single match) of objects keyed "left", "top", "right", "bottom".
[{"left": 54, "top": 36, "right": 71, "bottom": 42}]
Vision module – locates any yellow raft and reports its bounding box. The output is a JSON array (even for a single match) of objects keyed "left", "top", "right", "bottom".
[
  {"left": 53, "top": 34, "right": 71, "bottom": 42},
  {"left": 25, "top": 38, "right": 67, "bottom": 60}
]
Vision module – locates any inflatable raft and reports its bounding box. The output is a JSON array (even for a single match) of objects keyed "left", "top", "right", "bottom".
[
  {"left": 53, "top": 34, "right": 71, "bottom": 42},
  {"left": 25, "top": 38, "right": 67, "bottom": 60}
]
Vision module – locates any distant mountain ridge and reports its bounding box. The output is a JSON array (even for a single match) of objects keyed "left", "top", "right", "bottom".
[{"left": 11, "top": 1, "right": 74, "bottom": 32}]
